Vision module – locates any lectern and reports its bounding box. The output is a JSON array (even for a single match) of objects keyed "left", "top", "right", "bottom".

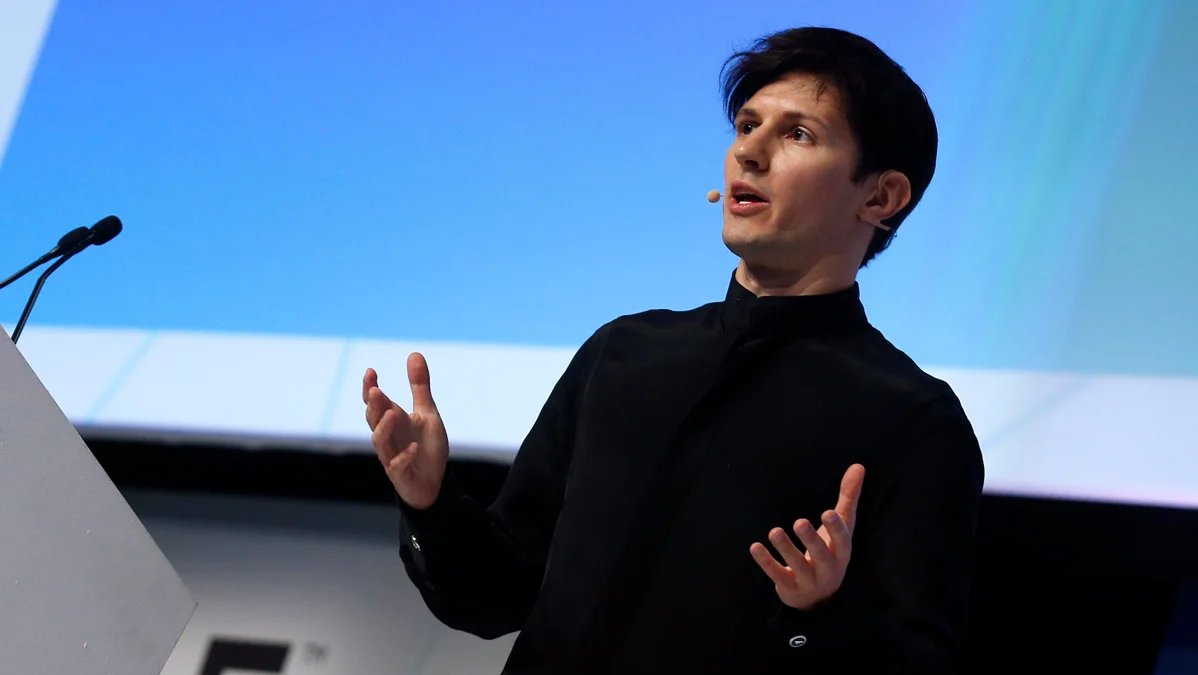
[{"left": 0, "top": 326, "right": 195, "bottom": 674}]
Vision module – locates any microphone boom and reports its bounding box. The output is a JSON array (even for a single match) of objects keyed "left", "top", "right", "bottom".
[{"left": 8, "top": 215, "right": 123, "bottom": 344}]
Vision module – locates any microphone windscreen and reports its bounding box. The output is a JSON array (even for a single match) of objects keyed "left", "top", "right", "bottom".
[
  {"left": 90, "top": 215, "right": 123, "bottom": 245},
  {"left": 57, "top": 226, "right": 91, "bottom": 251},
  {"left": 707, "top": 189, "right": 721, "bottom": 203}
]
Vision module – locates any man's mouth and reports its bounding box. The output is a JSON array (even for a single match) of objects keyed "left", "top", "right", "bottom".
[
  {"left": 729, "top": 181, "right": 768, "bottom": 204},
  {"left": 727, "top": 181, "right": 769, "bottom": 215},
  {"left": 733, "top": 192, "right": 767, "bottom": 204}
]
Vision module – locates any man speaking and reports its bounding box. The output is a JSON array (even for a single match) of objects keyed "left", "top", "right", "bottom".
[{"left": 364, "top": 26, "right": 984, "bottom": 674}]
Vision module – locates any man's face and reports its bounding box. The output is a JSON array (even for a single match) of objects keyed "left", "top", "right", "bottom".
[{"left": 722, "top": 72, "right": 872, "bottom": 271}]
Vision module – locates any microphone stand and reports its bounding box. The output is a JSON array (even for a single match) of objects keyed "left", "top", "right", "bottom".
[
  {"left": 10, "top": 251, "right": 78, "bottom": 344},
  {"left": 0, "top": 226, "right": 90, "bottom": 291}
]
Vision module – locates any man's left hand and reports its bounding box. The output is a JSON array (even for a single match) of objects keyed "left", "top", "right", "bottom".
[{"left": 749, "top": 463, "right": 865, "bottom": 611}]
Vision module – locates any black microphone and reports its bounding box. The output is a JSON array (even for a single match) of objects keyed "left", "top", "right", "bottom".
[
  {"left": 0, "top": 225, "right": 92, "bottom": 291},
  {"left": 9, "top": 215, "right": 123, "bottom": 344},
  {"left": 78, "top": 215, "right": 123, "bottom": 248}
]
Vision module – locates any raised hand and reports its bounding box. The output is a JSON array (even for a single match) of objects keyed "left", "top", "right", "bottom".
[
  {"left": 749, "top": 463, "right": 865, "bottom": 611},
  {"left": 362, "top": 353, "right": 449, "bottom": 510}
]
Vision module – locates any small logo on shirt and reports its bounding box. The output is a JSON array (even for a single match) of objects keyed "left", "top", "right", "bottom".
[{"left": 788, "top": 635, "right": 807, "bottom": 648}]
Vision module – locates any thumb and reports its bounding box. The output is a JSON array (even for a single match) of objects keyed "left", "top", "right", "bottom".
[{"left": 407, "top": 352, "right": 437, "bottom": 411}]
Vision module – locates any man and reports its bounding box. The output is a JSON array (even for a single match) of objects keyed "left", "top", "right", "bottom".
[{"left": 364, "top": 26, "right": 984, "bottom": 674}]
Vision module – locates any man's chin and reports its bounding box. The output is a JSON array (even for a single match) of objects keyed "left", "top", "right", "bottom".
[
  {"left": 724, "top": 232, "right": 808, "bottom": 270},
  {"left": 722, "top": 228, "right": 773, "bottom": 259}
]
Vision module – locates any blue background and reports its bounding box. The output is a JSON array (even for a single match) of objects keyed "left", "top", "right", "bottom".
[{"left": 2, "top": 0, "right": 1194, "bottom": 375}]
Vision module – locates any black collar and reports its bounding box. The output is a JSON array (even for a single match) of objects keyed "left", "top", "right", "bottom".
[{"left": 720, "top": 270, "right": 869, "bottom": 338}]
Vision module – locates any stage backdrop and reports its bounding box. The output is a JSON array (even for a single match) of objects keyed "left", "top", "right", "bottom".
[{"left": 2, "top": 0, "right": 1196, "bottom": 509}]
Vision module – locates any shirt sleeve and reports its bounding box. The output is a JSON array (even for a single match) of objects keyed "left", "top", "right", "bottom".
[
  {"left": 762, "top": 393, "right": 986, "bottom": 673},
  {"left": 396, "top": 325, "right": 609, "bottom": 639}
]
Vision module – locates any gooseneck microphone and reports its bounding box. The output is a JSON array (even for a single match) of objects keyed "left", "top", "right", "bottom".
[
  {"left": 0, "top": 225, "right": 92, "bottom": 291},
  {"left": 9, "top": 215, "right": 123, "bottom": 344}
]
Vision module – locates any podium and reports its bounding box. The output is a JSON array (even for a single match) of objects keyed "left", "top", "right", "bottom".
[{"left": 0, "top": 327, "right": 195, "bottom": 674}]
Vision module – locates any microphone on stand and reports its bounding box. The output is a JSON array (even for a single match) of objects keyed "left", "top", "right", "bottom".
[
  {"left": 9, "top": 215, "right": 123, "bottom": 344},
  {"left": 0, "top": 226, "right": 92, "bottom": 291}
]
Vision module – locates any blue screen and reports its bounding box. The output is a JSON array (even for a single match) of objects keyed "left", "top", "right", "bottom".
[{"left": 2, "top": 0, "right": 1196, "bottom": 508}]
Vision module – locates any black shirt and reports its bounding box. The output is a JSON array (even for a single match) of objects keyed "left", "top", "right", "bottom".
[{"left": 399, "top": 272, "right": 985, "bottom": 674}]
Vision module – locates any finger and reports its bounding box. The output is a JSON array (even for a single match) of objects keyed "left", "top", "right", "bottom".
[
  {"left": 386, "top": 440, "right": 419, "bottom": 478},
  {"left": 371, "top": 409, "right": 400, "bottom": 465},
  {"left": 768, "top": 527, "right": 815, "bottom": 588},
  {"left": 362, "top": 368, "right": 378, "bottom": 404},
  {"left": 749, "top": 542, "right": 794, "bottom": 588},
  {"left": 835, "top": 463, "right": 866, "bottom": 532},
  {"left": 407, "top": 352, "right": 437, "bottom": 412},
  {"left": 794, "top": 518, "right": 835, "bottom": 573},
  {"left": 821, "top": 509, "right": 854, "bottom": 563},
  {"left": 365, "top": 386, "right": 397, "bottom": 431},
  {"left": 372, "top": 408, "right": 412, "bottom": 466}
]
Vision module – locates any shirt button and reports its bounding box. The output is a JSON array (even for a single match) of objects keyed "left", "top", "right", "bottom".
[{"left": 788, "top": 635, "right": 807, "bottom": 648}]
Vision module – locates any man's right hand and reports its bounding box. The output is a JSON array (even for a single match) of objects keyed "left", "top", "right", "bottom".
[{"left": 363, "top": 353, "right": 449, "bottom": 510}]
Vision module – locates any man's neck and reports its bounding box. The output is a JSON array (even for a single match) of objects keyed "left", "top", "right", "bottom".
[{"left": 735, "top": 259, "right": 859, "bottom": 297}]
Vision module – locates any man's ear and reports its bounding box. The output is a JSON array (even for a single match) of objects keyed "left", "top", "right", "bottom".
[{"left": 858, "top": 170, "right": 912, "bottom": 227}]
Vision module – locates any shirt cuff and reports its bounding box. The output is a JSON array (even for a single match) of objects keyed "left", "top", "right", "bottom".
[
  {"left": 396, "top": 468, "right": 469, "bottom": 581},
  {"left": 764, "top": 584, "right": 869, "bottom": 661}
]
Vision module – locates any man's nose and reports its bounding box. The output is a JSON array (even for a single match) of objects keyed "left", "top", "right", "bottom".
[{"left": 734, "top": 133, "right": 769, "bottom": 172}]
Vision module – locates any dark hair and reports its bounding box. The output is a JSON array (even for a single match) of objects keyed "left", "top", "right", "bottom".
[{"left": 721, "top": 27, "right": 937, "bottom": 267}]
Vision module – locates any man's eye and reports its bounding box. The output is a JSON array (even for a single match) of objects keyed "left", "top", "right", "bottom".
[
  {"left": 791, "top": 128, "right": 813, "bottom": 142},
  {"left": 738, "top": 122, "right": 756, "bottom": 134}
]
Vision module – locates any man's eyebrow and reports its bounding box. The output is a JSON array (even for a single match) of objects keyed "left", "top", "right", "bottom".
[{"left": 736, "top": 106, "right": 831, "bottom": 131}]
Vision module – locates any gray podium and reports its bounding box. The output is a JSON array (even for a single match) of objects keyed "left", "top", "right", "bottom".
[{"left": 0, "top": 326, "right": 195, "bottom": 674}]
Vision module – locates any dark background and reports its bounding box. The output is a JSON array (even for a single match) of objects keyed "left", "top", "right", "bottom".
[{"left": 90, "top": 437, "right": 1198, "bottom": 674}]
